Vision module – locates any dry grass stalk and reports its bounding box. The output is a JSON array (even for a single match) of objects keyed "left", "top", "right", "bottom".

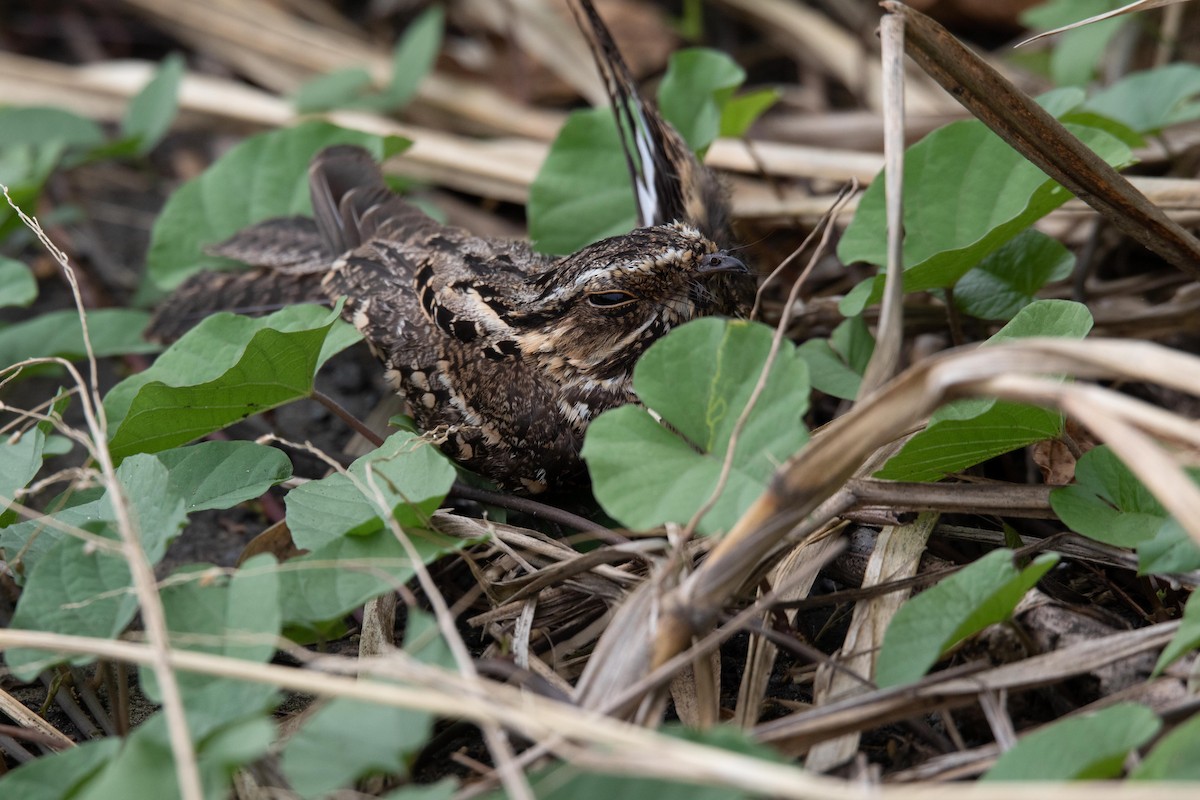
[
  {"left": 712, "top": 0, "right": 953, "bottom": 114},
  {"left": 2, "top": 190, "right": 204, "bottom": 799},
  {"left": 0, "top": 687, "right": 75, "bottom": 750},
  {"left": 732, "top": 531, "right": 845, "bottom": 727},
  {"left": 4, "top": 50, "right": 1200, "bottom": 228},
  {"left": 2, "top": 626, "right": 1193, "bottom": 800},
  {"left": 553, "top": 338, "right": 1200, "bottom": 712},
  {"left": 116, "top": 0, "right": 564, "bottom": 139},
  {"left": 805, "top": 512, "right": 936, "bottom": 771},
  {"left": 754, "top": 619, "right": 1180, "bottom": 754},
  {"left": 456, "top": 0, "right": 605, "bottom": 104}
]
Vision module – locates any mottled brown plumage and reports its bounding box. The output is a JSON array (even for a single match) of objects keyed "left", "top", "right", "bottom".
[{"left": 148, "top": 0, "right": 751, "bottom": 493}]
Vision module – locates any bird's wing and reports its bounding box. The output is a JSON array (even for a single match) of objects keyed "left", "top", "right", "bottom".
[{"left": 572, "top": 0, "right": 730, "bottom": 241}]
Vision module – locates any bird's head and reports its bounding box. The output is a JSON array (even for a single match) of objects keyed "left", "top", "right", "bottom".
[{"left": 505, "top": 223, "right": 752, "bottom": 385}]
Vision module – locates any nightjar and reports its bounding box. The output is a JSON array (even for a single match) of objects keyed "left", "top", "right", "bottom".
[{"left": 149, "top": 0, "right": 752, "bottom": 494}]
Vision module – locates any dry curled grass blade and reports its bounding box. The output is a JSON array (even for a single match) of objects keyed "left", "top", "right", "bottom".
[
  {"left": 565, "top": 338, "right": 1200, "bottom": 710},
  {"left": 805, "top": 512, "right": 936, "bottom": 770},
  {"left": 732, "top": 531, "right": 845, "bottom": 727}
]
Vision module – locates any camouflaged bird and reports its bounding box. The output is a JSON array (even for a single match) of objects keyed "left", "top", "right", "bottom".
[{"left": 148, "top": 0, "right": 751, "bottom": 494}]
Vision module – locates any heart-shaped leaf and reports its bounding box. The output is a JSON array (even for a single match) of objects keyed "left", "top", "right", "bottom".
[{"left": 583, "top": 318, "right": 809, "bottom": 534}]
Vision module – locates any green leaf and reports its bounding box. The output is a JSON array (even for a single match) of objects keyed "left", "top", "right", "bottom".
[
  {"left": 1050, "top": 445, "right": 1171, "bottom": 548},
  {"left": 876, "top": 401, "right": 1065, "bottom": 482},
  {"left": 876, "top": 300, "right": 1092, "bottom": 481},
  {"left": 0, "top": 428, "right": 44, "bottom": 516},
  {"left": 381, "top": 781, "right": 459, "bottom": 800},
  {"left": 47, "top": 681, "right": 274, "bottom": 800},
  {"left": 719, "top": 88, "right": 780, "bottom": 139},
  {"left": 0, "top": 106, "right": 106, "bottom": 236},
  {"left": 379, "top": 5, "right": 444, "bottom": 109},
  {"left": 0, "top": 106, "right": 106, "bottom": 153},
  {"left": 583, "top": 318, "right": 809, "bottom": 535},
  {"left": 1153, "top": 588, "right": 1200, "bottom": 676},
  {"left": 1059, "top": 109, "right": 1144, "bottom": 149},
  {"left": 153, "top": 440, "right": 292, "bottom": 512},
  {"left": 103, "top": 304, "right": 360, "bottom": 460},
  {"left": 657, "top": 48, "right": 745, "bottom": 153},
  {"left": 876, "top": 549, "right": 1059, "bottom": 688},
  {"left": 121, "top": 53, "right": 184, "bottom": 154},
  {"left": 1021, "top": 0, "right": 1130, "bottom": 87},
  {"left": 1034, "top": 87, "right": 1088, "bottom": 118},
  {"left": 193, "top": 717, "right": 278, "bottom": 791},
  {"left": 0, "top": 257, "right": 37, "bottom": 308},
  {"left": 291, "top": 6, "right": 442, "bottom": 114},
  {"left": 1, "top": 441, "right": 286, "bottom": 579},
  {"left": 795, "top": 340, "right": 860, "bottom": 400},
  {"left": 837, "top": 116, "right": 1131, "bottom": 316},
  {"left": 282, "top": 696, "right": 434, "bottom": 799},
  {"left": 141, "top": 678, "right": 278, "bottom": 748},
  {"left": 0, "top": 487, "right": 106, "bottom": 580},
  {"left": 503, "top": 766, "right": 751, "bottom": 800},
  {"left": 1137, "top": 518, "right": 1200, "bottom": 576},
  {"left": 832, "top": 313, "right": 875, "bottom": 373},
  {"left": 78, "top": 714, "right": 274, "bottom": 800},
  {"left": 286, "top": 430, "right": 455, "bottom": 549},
  {"left": 104, "top": 304, "right": 354, "bottom": 425},
  {"left": 528, "top": 107, "right": 638, "bottom": 255},
  {"left": 986, "top": 295, "right": 1092, "bottom": 353},
  {"left": 1132, "top": 712, "right": 1200, "bottom": 780},
  {"left": 795, "top": 316, "right": 874, "bottom": 400},
  {"left": 0, "top": 309, "right": 158, "bottom": 369},
  {"left": 141, "top": 554, "right": 281, "bottom": 699},
  {"left": 279, "top": 527, "right": 465, "bottom": 625},
  {"left": 1051, "top": 16, "right": 1128, "bottom": 87},
  {"left": 5, "top": 455, "right": 188, "bottom": 679},
  {"left": 983, "top": 703, "right": 1159, "bottom": 780},
  {"left": 1084, "top": 64, "right": 1200, "bottom": 134},
  {"left": 0, "top": 738, "right": 121, "bottom": 800},
  {"left": 954, "top": 230, "right": 1075, "bottom": 321},
  {"left": 141, "top": 121, "right": 409, "bottom": 296},
  {"left": 41, "top": 434, "right": 73, "bottom": 457},
  {"left": 404, "top": 608, "right": 456, "bottom": 670},
  {"left": 293, "top": 68, "right": 374, "bottom": 113}
]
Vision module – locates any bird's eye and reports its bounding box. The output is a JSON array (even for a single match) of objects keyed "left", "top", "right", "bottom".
[{"left": 586, "top": 290, "right": 637, "bottom": 309}]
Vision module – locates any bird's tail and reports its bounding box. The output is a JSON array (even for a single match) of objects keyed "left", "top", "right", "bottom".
[
  {"left": 145, "top": 144, "right": 436, "bottom": 342},
  {"left": 144, "top": 268, "right": 330, "bottom": 342}
]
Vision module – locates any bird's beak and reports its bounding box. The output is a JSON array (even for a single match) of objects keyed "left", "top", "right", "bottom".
[{"left": 696, "top": 253, "right": 749, "bottom": 275}]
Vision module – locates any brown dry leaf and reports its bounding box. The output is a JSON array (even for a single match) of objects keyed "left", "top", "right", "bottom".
[
  {"left": 804, "top": 513, "right": 938, "bottom": 772},
  {"left": 1031, "top": 439, "right": 1076, "bottom": 486},
  {"left": 732, "top": 532, "right": 844, "bottom": 728},
  {"left": 237, "top": 520, "right": 305, "bottom": 565}
]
